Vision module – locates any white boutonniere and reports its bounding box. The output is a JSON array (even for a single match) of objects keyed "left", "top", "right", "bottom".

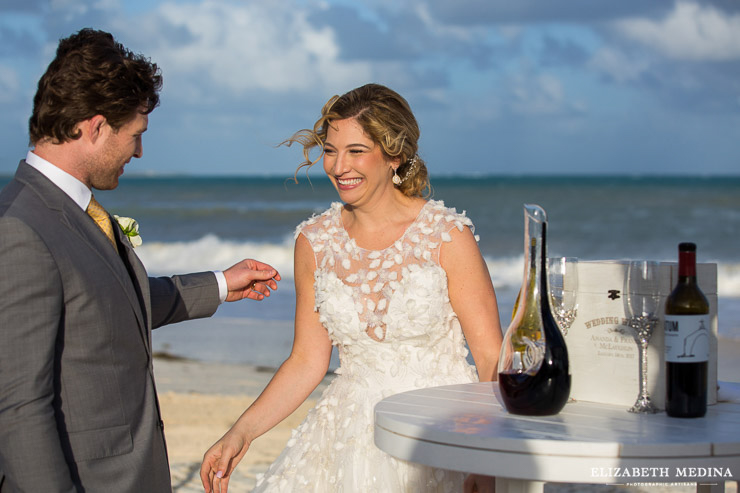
[{"left": 114, "top": 215, "right": 142, "bottom": 247}]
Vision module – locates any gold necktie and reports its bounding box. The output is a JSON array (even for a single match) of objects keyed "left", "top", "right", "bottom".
[{"left": 87, "top": 195, "right": 118, "bottom": 250}]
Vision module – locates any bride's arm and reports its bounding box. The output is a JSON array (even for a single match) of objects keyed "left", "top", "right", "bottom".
[
  {"left": 442, "top": 226, "right": 502, "bottom": 493},
  {"left": 226, "top": 234, "right": 331, "bottom": 441},
  {"left": 200, "top": 233, "right": 332, "bottom": 492},
  {"left": 440, "top": 225, "right": 503, "bottom": 382}
]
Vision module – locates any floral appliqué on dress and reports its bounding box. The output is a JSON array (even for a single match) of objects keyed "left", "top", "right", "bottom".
[{"left": 253, "top": 200, "right": 480, "bottom": 492}]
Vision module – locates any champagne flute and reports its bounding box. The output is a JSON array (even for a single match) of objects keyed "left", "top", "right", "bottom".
[
  {"left": 625, "top": 260, "right": 661, "bottom": 414},
  {"left": 548, "top": 257, "right": 578, "bottom": 336}
]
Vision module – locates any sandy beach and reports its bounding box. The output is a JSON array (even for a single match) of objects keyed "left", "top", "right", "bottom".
[
  {"left": 156, "top": 358, "right": 333, "bottom": 492},
  {"left": 156, "top": 337, "right": 740, "bottom": 492}
]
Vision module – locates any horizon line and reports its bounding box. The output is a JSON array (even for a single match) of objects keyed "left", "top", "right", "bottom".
[{"left": 2, "top": 171, "right": 740, "bottom": 180}]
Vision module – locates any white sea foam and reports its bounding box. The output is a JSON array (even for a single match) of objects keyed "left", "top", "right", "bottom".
[
  {"left": 718, "top": 262, "right": 740, "bottom": 299},
  {"left": 138, "top": 236, "right": 527, "bottom": 292},
  {"left": 136, "top": 234, "right": 295, "bottom": 279},
  {"left": 136, "top": 236, "right": 740, "bottom": 300},
  {"left": 142, "top": 235, "right": 740, "bottom": 359},
  {"left": 486, "top": 255, "right": 526, "bottom": 292}
]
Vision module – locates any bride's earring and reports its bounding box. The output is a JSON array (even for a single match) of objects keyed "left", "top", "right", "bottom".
[{"left": 392, "top": 167, "right": 401, "bottom": 185}]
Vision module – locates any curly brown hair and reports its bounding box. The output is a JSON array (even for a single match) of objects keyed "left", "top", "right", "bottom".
[
  {"left": 29, "top": 28, "right": 162, "bottom": 145},
  {"left": 286, "top": 83, "right": 430, "bottom": 198}
]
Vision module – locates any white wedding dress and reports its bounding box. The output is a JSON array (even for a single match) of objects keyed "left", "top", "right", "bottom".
[{"left": 253, "top": 200, "right": 479, "bottom": 492}]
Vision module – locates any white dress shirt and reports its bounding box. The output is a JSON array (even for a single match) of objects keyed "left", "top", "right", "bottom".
[{"left": 25, "top": 151, "right": 228, "bottom": 302}]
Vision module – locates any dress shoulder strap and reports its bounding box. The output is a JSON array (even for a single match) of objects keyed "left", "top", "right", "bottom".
[
  {"left": 420, "top": 200, "right": 478, "bottom": 243},
  {"left": 294, "top": 203, "right": 346, "bottom": 271}
]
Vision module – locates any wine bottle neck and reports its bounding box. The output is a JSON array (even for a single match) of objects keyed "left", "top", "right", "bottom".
[{"left": 678, "top": 250, "right": 697, "bottom": 278}]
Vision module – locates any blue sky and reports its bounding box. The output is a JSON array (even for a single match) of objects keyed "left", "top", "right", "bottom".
[{"left": 1, "top": 0, "right": 738, "bottom": 176}]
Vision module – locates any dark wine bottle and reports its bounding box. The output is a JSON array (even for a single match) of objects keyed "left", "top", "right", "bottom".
[
  {"left": 498, "top": 204, "right": 570, "bottom": 416},
  {"left": 664, "top": 242, "right": 709, "bottom": 418}
]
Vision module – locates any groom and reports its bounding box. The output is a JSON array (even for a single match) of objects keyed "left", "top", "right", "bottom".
[{"left": 0, "top": 29, "right": 280, "bottom": 492}]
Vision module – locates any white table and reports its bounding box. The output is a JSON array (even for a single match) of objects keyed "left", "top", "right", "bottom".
[{"left": 375, "top": 381, "right": 740, "bottom": 493}]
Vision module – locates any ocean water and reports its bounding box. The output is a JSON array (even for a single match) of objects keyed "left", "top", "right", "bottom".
[{"left": 3, "top": 173, "right": 739, "bottom": 366}]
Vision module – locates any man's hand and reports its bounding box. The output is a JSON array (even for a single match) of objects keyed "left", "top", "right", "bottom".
[{"left": 223, "top": 259, "right": 280, "bottom": 302}]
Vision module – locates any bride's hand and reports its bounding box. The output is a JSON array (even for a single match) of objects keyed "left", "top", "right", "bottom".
[{"left": 200, "top": 429, "right": 250, "bottom": 493}]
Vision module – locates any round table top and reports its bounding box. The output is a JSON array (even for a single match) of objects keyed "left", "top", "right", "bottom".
[{"left": 374, "top": 381, "right": 740, "bottom": 483}]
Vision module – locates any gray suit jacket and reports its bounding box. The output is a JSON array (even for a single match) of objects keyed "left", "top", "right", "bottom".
[{"left": 0, "top": 162, "right": 221, "bottom": 492}]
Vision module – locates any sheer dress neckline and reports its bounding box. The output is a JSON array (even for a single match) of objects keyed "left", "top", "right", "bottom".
[
  {"left": 337, "top": 200, "right": 430, "bottom": 253},
  {"left": 295, "top": 199, "right": 476, "bottom": 343}
]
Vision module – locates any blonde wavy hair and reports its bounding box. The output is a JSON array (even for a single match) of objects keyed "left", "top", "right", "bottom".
[{"left": 285, "top": 83, "right": 430, "bottom": 198}]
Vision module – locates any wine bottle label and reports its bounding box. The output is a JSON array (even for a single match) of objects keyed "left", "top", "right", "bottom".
[{"left": 664, "top": 315, "right": 710, "bottom": 363}]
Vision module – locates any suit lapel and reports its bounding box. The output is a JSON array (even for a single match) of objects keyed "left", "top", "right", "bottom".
[
  {"left": 16, "top": 163, "right": 150, "bottom": 352},
  {"left": 114, "top": 225, "right": 153, "bottom": 354},
  {"left": 64, "top": 202, "right": 151, "bottom": 348}
]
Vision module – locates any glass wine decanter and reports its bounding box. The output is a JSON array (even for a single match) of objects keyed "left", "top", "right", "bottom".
[{"left": 498, "top": 204, "right": 571, "bottom": 416}]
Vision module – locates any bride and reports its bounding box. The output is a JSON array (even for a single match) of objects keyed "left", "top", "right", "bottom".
[{"left": 200, "top": 83, "right": 503, "bottom": 493}]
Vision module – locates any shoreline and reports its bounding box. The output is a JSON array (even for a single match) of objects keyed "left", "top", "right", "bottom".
[
  {"left": 154, "top": 334, "right": 740, "bottom": 392},
  {"left": 155, "top": 336, "right": 740, "bottom": 492}
]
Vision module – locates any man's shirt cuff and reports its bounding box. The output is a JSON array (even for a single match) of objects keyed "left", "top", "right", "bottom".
[{"left": 214, "top": 271, "right": 228, "bottom": 303}]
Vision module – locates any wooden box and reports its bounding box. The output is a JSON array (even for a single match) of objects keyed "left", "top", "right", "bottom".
[{"left": 564, "top": 260, "right": 718, "bottom": 408}]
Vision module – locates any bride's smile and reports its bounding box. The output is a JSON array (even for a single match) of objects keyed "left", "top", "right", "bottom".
[{"left": 323, "top": 117, "right": 399, "bottom": 206}]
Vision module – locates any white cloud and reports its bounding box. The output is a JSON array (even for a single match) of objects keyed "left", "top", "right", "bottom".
[
  {"left": 414, "top": 1, "right": 484, "bottom": 43},
  {"left": 588, "top": 47, "right": 650, "bottom": 83},
  {"left": 510, "top": 72, "right": 565, "bottom": 115},
  {"left": 120, "top": 0, "right": 372, "bottom": 98},
  {"left": 615, "top": 1, "right": 740, "bottom": 61},
  {"left": 0, "top": 65, "right": 20, "bottom": 103},
  {"left": 49, "top": 0, "right": 88, "bottom": 16}
]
